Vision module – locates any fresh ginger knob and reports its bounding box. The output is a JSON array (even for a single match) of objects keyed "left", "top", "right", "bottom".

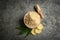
[{"left": 34, "top": 4, "right": 44, "bottom": 19}]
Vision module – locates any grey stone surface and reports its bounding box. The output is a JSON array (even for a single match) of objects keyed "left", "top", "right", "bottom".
[{"left": 0, "top": 0, "right": 60, "bottom": 40}]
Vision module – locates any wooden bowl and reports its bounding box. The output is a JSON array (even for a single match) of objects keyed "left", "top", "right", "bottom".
[{"left": 24, "top": 11, "right": 41, "bottom": 29}]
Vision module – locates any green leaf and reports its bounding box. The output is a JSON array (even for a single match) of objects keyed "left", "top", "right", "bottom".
[
  {"left": 16, "top": 24, "right": 32, "bottom": 37},
  {"left": 19, "top": 29, "right": 28, "bottom": 34},
  {"left": 25, "top": 29, "right": 31, "bottom": 38},
  {"left": 19, "top": 31, "right": 26, "bottom": 35}
]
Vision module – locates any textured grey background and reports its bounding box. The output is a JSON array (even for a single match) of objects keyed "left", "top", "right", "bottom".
[{"left": 0, "top": 0, "right": 60, "bottom": 40}]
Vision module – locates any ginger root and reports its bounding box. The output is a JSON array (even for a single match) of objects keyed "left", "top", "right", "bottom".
[
  {"left": 34, "top": 4, "right": 44, "bottom": 19},
  {"left": 31, "top": 24, "right": 44, "bottom": 35}
]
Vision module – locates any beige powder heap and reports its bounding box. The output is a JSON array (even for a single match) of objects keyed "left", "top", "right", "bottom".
[{"left": 24, "top": 11, "right": 41, "bottom": 29}]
